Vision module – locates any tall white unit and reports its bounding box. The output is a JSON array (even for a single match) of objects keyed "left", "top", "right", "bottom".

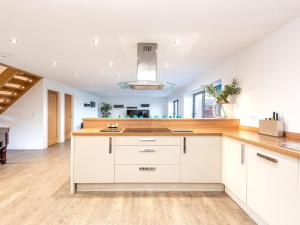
[
  {"left": 73, "top": 136, "right": 114, "bottom": 183},
  {"left": 181, "top": 136, "right": 222, "bottom": 183},
  {"left": 222, "top": 137, "right": 247, "bottom": 203}
]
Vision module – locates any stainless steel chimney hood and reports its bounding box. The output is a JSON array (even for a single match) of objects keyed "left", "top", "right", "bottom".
[{"left": 118, "top": 43, "right": 174, "bottom": 90}]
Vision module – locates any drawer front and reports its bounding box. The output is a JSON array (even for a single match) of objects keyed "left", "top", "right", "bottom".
[
  {"left": 115, "top": 146, "right": 180, "bottom": 165},
  {"left": 115, "top": 136, "right": 181, "bottom": 146},
  {"left": 115, "top": 165, "right": 180, "bottom": 183}
]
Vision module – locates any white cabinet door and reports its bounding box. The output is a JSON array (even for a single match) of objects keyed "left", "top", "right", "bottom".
[
  {"left": 222, "top": 137, "right": 246, "bottom": 203},
  {"left": 73, "top": 136, "right": 114, "bottom": 183},
  {"left": 247, "top": 145, "right": 298, "bottom": 225},
  {"left": 181, "top": 136, "right": 221, "bottom": 183}
]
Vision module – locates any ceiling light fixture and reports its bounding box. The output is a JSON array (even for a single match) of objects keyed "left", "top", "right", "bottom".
[
  {"left": 9, "top": 38, "right": 19, "bottom": 44},
  {"left": 109, "top": 62, "right": 113, "bottom": 67},
  {"left": 53, "top": 61, "right": 57, "bottom": 66},
  {"left": 92, "top": 38, "right": 100, "bottom": 45},
  {"left": 75, "top": 73, "right": 79, "bottom": 77}
]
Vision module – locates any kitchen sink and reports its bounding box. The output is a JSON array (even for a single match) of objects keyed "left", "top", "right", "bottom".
[
  {"left": 123, "top": 128, "right": 172, "bottom": 133},
  {"left": 279, "top": 142, "right": 300, "bottom": 152}
]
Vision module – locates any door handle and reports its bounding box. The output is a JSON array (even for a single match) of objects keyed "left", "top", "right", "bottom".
[
  {"left": 183, "top": 137, "right": 186, "bottom": 154},
  {"left": 109, "top": 137, "right": 112, "bottom": 154},
  {"left": 241, "top": 144, "right": 245, "bottom": 164}
]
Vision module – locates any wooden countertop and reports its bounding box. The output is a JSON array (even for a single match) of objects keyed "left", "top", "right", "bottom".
[{"left": 71, "top": 128, "right": 300, "bottom": 159}]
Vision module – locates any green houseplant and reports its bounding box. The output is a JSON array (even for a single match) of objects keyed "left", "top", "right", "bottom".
[
  {"left": 205, "top": 79, "right": 241, "bottom": 117},
  {"left": 100, "top": 102, "right": 112, "bottom": 118}
]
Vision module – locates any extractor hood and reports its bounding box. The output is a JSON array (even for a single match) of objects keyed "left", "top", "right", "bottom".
[{"left": 118, "top": 43, "right": 174, "bottom": 90}]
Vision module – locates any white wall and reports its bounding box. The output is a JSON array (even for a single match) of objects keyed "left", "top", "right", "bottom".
[
  {"left": 100, "top": 96, "right": 168, "bottom": 118},
  {"left": 0, "top": 79, "right": 100, "bottom": 149},
  {"left": 169, "top": 17, "right": 300, "bottom": 132}
]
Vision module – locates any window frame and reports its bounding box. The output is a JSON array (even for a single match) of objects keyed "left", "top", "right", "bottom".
[
  {"left": 192, "top": 84, "right": 222, "bottom": 118},
  {"left": 173, "top": 99, "right": 179, "bottom": 118}
]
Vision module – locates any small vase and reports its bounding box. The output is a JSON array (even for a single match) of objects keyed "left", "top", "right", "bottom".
[{"left": 220, "top": 103, "right": 233, "bottom": 118}]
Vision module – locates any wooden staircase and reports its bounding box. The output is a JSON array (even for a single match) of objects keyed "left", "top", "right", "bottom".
[{"left": 0, "top": 64, "right": 41, "bottom": 115}]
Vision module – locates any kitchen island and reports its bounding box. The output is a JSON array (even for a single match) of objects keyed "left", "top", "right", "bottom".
[{"left": 71, "top": 118, "right": 300, "bottom": 225}]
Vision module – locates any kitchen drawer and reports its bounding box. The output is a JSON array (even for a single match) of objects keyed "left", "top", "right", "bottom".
[
  {"left": 115, "top": 165, "right": 180, "bottom": 183},
  {"left": 115, "top": 146, "right": 180, "bottom": 165},
  {"left": 115, "top": 136, "right": 181, "bottom": 146}
]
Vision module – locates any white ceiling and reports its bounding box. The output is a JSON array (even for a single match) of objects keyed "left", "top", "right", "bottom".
[{"left": 1, "top": 0, "right": 300, "bottom": 97}]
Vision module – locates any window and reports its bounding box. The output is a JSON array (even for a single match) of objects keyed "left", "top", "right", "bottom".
[
  {"left": 192, "top": 84, "right": 222, "bottom": 118},
  {"left": 173, "top": 99, "right": 179, "bottom": 118}
]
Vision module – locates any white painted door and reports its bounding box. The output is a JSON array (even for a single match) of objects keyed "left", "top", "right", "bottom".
[
  {"left": 181, "top": 136, "right": 222, "bottom": 183},
  {"left": 222, "top": 137, "right": 246, "bottom": 203},
  {"left": 247, "top": 144, "right": 298, "bottom": 225},
  {"left": 73, "top": 136, "right": 114, "bottom": 183}
]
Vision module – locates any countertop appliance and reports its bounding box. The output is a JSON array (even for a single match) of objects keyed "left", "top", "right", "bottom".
[{"left": 123, "top": 128, "right": 171, "bottom": 133}]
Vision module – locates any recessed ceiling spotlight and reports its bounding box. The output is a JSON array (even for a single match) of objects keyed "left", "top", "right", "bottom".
[
  {"left": 173, "top": 39, "right": 180, "bottom": 45},
  {"left": 92, "top": 38, "right": 100, "bottom": 45},
  {"left": 109, "top": 61, "right": 114, "bottom": 67},
  {"left": 9, "top": 38, "right": 19, "bottom": 44},
  {"left": 53, "top": 61, "right": 57, "bottom": 66}
]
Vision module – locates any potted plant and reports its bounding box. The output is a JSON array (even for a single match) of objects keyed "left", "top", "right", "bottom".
[
  {"left": 100, "top": 102, "right": 112, "bottom": 118},
  {"left": 205, "top": 79, "right": 241, "bottom": 118}
]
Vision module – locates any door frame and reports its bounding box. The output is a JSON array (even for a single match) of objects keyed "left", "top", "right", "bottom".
[
  {"left": 64, "top": 93, "right": 73, "bottom": 141},
  {"left": 48, "top": 90, "right": 59, "bottom": 147}
]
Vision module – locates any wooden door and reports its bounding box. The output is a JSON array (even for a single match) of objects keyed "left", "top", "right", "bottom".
[
  {"left": 48, "top": 90, "right": 58, "bottom": 146},
  {"left": 64, "top": 94, "right": 72, "bottom": 140},
  {"left": 181, "top": 136, "right": 222, "bottom": 183}
]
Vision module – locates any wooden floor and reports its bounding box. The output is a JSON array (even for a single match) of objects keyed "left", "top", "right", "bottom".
[{"left": 0, "top": 142, "right": 255, "bottom": 225}]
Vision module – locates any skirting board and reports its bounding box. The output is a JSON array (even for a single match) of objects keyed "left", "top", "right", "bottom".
[
  {"left": 75, "top": 183, "right": 225, "bottom": 192},
  {"left": 225, "top": 187, "right": 267, "bottom": 225}
]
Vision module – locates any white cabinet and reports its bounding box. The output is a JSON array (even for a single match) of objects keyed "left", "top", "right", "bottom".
[
  {"left": 222, "top": 137, "right": 246, "bottom": 203},
  {"left": 181, "top": 136, "right": 222, "bottom": 183},
  {"left": 73, "top": 136, "right": 114, "bottom": 183},
  {"left": 247, "top": 144, "right": 298, "bottom": 225}
]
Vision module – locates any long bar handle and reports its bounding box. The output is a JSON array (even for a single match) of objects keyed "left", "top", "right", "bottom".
[
  {"left": 139, "top": 138, "right": 156, "bottom": 141},
  {"left": 183, "top": 137, "right": 187, "bottom": 154},
  {"left": 257, "top": 153, "right": 278, "bottom": 163},
  {"left": 241, "top": 144, "right": 245, "bottom": 164},
  {"left": 109, "top": 137, "right": 112, "bottom": 154},
  {"left": 140, "top": 148, "right": 156, "bottom": 153}
]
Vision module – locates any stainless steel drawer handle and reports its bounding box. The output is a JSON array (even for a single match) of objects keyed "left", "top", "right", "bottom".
[
  {"left": 241, "top": 144, "right": 245, "bottom": 164},
  {"left": 139, "top": 149, "right": 156, "bottom": 153},
  {"left": 183, "top": 137, "right": 186, "bottom": 154},
  {"left": 139, "top": 167, "right": 156, "bottom": 171},
  {"left": 109, "top": 137, "right": 112, "bottom": 154},
  {"left": 139, "top": 138, "right": 156, "bottom": 141},
  {"left": 257, "top": 153, "right": 278, "bottom": 163}
]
